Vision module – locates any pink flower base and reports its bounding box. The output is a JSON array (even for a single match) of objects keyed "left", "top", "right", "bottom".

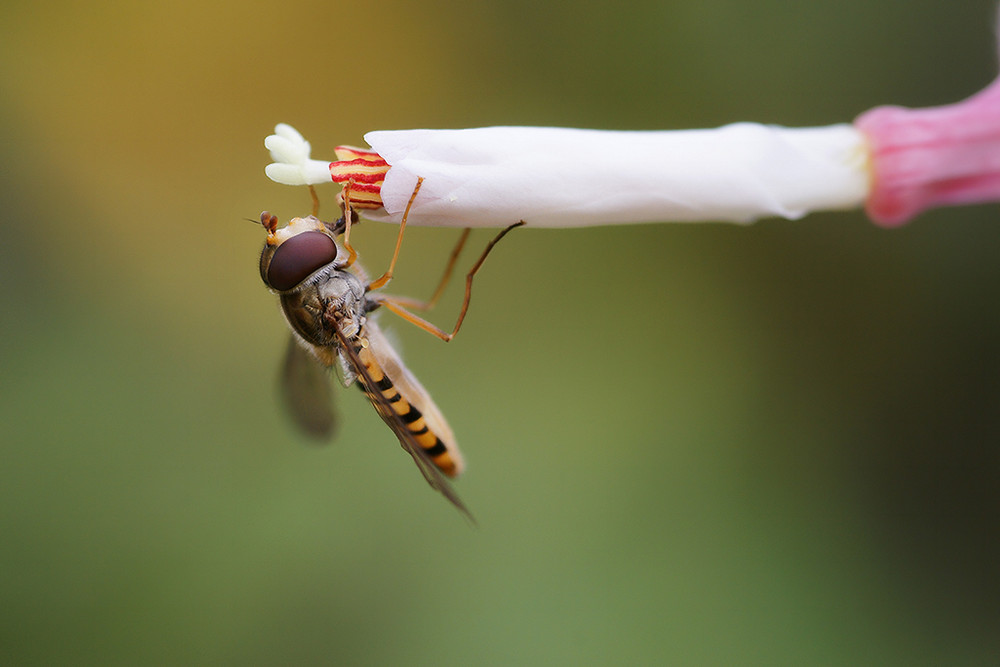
[{"left": 856, "top": 74, "right": 1000, "bottom": 227}]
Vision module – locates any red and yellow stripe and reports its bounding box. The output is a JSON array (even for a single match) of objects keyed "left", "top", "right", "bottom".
[{"left": 330, "top": 146, "right": 390, "bottom": 210}]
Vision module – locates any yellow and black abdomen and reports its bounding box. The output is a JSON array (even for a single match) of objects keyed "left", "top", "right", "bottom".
[{"left": 353, "top": 338, "right": 463, "bottom": 478}]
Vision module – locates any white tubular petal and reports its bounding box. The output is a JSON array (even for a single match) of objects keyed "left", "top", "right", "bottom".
[
  {"left": 264, "top": 123, "right": 333, "bottom": 186},
  {"left": 264, "top": 159, "right": 332, "bottom": 186},
  {"left": 265, "top": 162, "right": 306, "bottom": 185},
  {"left": 300, "top": 159, "right": 334, "bottom": 185},
  {"left": 265, "top": 126, "right": 311, "bottom": 164},
  {"left": 274, "top": 123, "right": 304, "bottom": 141},
  {"left": 363, "top": 124, "right": 871, "bottom": 227}
]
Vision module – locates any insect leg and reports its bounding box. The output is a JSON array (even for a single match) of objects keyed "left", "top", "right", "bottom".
[
  {"left": 309, "top": 184, "right": 320, "bottom": 217},
  {"left": 339, "top": 179, "right": 359, "bottom": 268},
  {"left": 370, "top": 220, "right": 525, "bottom": 342},
  {"left": 367, "top": 177, "right": 424, "bottom": 291},
  {"left": 380, "top": 228, "right": 472, "bottom": 312}
]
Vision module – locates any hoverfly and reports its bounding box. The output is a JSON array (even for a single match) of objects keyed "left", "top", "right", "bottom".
[{"left": 258, "top": 179, "right": 522, "bottom": 518}]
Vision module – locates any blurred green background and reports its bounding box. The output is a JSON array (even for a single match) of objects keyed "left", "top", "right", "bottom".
[{"left": 3, "top": 0, "right": 999, "bottom": 664}]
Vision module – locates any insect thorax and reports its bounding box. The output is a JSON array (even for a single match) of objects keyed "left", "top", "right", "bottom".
[{"left": 279, "top": 268, "right": 368, "bottom": 348}]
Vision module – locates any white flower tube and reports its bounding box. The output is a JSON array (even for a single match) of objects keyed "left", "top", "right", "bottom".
[
  {"left": 361, "top": 124, "right": 870, "bottom": 228},
  {"left": 265, "top": 122, "right": 870, "bottom": 228}
]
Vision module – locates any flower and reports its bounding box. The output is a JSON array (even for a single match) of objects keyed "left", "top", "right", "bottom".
[
  {"left": 267, "top": 123, "right": 869, "bottom": 227},
  {"left": 264, "top": 11, "right": 1000, "bottom": 228}
]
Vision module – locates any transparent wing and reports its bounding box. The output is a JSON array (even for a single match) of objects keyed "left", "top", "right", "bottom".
[
  {"left": 329, "top": 318, "right": 474, "bottom": 522},
  {"left": 280, "top": 334, "right": 337, "bottom": 440}
]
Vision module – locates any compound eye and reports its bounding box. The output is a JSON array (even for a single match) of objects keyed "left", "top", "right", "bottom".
[{"left": 266, "top": 231, "right": 337, "bottom": 290}]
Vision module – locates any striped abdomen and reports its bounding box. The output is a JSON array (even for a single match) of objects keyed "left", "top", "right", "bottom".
[{"left": 353, "top": 340, "right": 463, "bottom": 478}]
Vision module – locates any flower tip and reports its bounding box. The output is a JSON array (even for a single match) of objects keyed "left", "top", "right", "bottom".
[{"left": 273, "top": 123, "right": 304, "bottom": 142}]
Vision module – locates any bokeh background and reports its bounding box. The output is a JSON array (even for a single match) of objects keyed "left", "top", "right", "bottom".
[{"left": 3, "top": 0, "right": 1000, "bottom": 664}]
